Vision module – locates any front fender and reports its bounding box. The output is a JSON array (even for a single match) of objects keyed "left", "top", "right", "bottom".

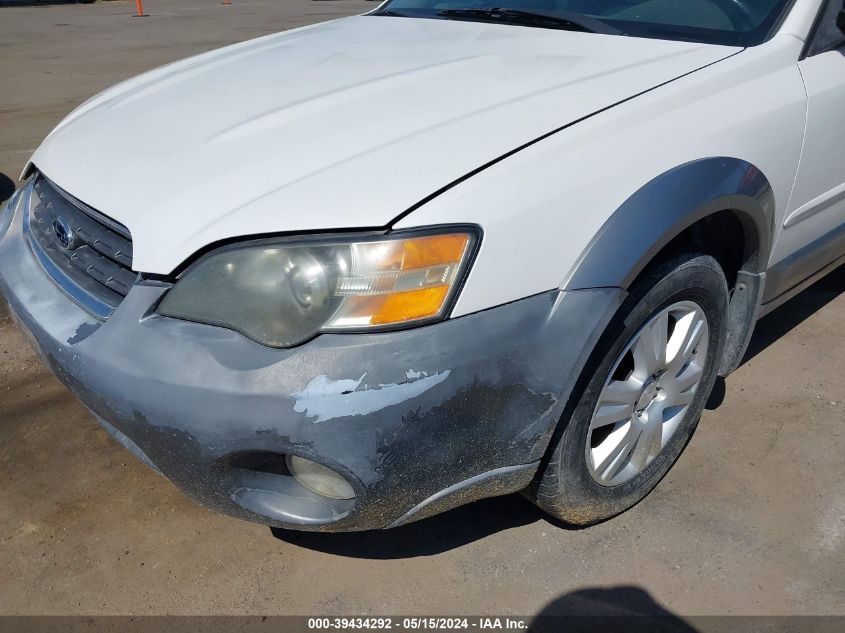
[
  {"left": 564, "top": 157, "right": 775, "bottom": 290},
  {"left": 395, "top": 38, "right": 803, "bottom": 320},
  {"left": 561, "top": 157, "right": 775, "bottom": 376}
]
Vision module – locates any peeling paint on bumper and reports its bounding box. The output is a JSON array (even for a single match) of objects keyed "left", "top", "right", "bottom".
[{"left": 0, "top": 204, "right": 624, "bottom": 531}]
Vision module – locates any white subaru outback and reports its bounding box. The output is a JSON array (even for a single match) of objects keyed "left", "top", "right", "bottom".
[{"left": 1, "top": 0, "right": 843, "bottom": 531}]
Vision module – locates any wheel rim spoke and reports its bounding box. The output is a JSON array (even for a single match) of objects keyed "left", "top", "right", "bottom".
[
  {"left": 632, "top": 311, "right": 668, "bottom": 377},
  {"left": 670, "top": 387, "right": 696, "bottom": 408},
  {"left": 666, "top": 308, "right": 706, "bottom": 376},
  {"left": 586, "top": 300, "right": 710, "bottom": 487},
  {"left": 601, "top": 376, "right": 643, "bottom": 406},
  {"left": 674, "top": 362, "right": 703, "bottom": 394},
  {"left": 590, "top": 403, "right": 632, "bottom": 430},
  {"left": 594, "top": 425, "right": 639, "bottom": 483},
  {"left": 630, "top": 406, "right": 664, "bottom": 471}
]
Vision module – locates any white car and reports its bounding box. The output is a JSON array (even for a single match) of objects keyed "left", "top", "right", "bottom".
[{"left": 1, "top": 0, "right": 843, "bottom": 531}]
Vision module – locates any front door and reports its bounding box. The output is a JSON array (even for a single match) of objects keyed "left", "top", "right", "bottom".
[{"left": 766, "top": 0, "right": 845, "bottom": 301}]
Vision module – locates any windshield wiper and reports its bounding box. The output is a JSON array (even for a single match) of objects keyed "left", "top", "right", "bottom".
[
  {"left": 373, "top": 9, "right": 412, "bottom": 18},
  {"left": 436, "top": 7, "right": 622, "bottom": 36}
]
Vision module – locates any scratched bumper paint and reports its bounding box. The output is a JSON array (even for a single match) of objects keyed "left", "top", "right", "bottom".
[{"left": 0, "top": 204, "right": 624, "bottom": 531}]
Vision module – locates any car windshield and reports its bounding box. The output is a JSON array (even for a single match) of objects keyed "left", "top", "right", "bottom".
[{"left": 374, "top": 0, "right": 796, "bottom": 47}]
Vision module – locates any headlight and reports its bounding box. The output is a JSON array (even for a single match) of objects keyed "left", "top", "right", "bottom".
[{"left": 158, "top": 228, "right": 478, "bottom": 347}]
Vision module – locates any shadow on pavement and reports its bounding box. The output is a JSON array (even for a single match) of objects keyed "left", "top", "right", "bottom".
[
  {"left": 270, "top": 493, "right": 542, "bottom": 558},
  {"left": 741, "top": 264, "right": 844, "bottom": 365},
  {"left": 272, "top": 266, "right": 845, "bottom": 557},
  {"left": 530, "top": 586, "right": 698, "bottom": 632},
  {"left": 706, "top": 264, "right": 844, "bottom": 411},
  {"left": 705, "top": 376, "right": 727, "bottom": 410}
]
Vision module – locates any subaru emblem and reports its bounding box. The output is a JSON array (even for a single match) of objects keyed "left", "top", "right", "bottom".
[{"left": 52, "top": 216, "right": 76, "bottom": 250}]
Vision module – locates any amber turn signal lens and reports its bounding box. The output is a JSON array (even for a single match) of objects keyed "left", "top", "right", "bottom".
[{"left": 325, "top": 232, "right": 473, "bottom": 329}]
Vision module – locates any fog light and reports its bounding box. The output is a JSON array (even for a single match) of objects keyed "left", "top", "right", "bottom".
[{"left": 286, "top": 455, "right": 355, "bottom": 500}]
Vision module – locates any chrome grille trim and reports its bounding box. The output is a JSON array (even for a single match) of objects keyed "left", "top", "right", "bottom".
[
  {"left": 24, "top": 173, "right": 137, "bottom": 320},
  {"left": 42, "top": 174, "right": 132, "bottom": 240}
]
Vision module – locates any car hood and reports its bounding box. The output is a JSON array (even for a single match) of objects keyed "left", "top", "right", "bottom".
[{"left": 31, "top": 15, "right": 737, "bottom": 274}]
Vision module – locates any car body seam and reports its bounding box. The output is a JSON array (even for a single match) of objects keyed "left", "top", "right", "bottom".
[{"left": 386, "top": 48, "right": 746, "bottom": 230}]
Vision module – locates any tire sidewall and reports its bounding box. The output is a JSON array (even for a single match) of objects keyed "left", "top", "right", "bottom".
[{"left": 551, "top": 255, "right": 729, "bottom": 523}]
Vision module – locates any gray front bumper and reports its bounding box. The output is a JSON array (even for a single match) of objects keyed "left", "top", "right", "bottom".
[{"left": 0, "top": 194, "right": 624, "bottom": 531}]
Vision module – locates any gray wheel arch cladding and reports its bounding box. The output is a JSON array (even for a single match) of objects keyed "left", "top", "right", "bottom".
[
  {"left": 564, "top": 157, "right": 775, "bottom": 290},
  {"left": 563, "top": 157, "right": 774, "bottom": 376}
]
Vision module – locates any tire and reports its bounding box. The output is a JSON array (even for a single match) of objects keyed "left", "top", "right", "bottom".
[{"left": 532, "top": 253, "right": 729, "bottom": 525}]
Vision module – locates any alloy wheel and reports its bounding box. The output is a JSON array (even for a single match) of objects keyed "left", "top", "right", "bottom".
[{"left": 586, "top": 300, "right": 710, "bottom": 486}]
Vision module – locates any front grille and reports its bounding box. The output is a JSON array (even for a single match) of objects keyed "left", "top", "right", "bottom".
[{"left": 25, "top": 173, "right": 136, "bottom": 319}]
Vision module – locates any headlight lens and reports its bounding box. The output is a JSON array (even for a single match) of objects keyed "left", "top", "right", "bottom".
[{"left": 158, "top": 229, "right": 477, "bottom": 347}]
